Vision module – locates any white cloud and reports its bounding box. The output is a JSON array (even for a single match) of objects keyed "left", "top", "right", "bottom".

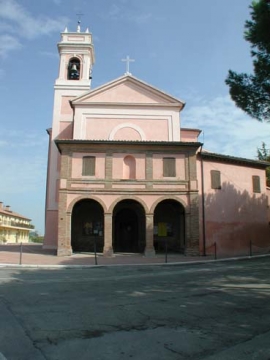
[
  {"left": 0, "top": 34, "right": 22, "bottom": 57},
  {"left": 0, "top": 0, "right": 68, "bottom": 56},
  {"left": 101, "top": 3, "right": 153, "bottom": 24},
  {"left": 39, "top": 50, "right": 58, "bottom": 58},
  {"left": 132, "top": 12, "right": 152, "bottom": 25},
  {"left": 183, "top": 95, "right": 270, "bottom": 160}
]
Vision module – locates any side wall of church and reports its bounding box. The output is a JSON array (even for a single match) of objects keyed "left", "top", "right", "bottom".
[{"left": 197, "top": 158, "right": 270, "bottom": 257}]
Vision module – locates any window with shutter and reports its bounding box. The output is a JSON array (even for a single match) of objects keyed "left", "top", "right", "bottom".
[
  {"left": 211, "top": 170, "right": 221, "bottom": 189},
  {"left": 82, "top": 156, "right": 95, "bottom": 176},
  {"left": 252, "top": 175, "right": 261, "bottom": 193},
  {"left": 163, "top": 158, "right": 176, "bottom": 177}
]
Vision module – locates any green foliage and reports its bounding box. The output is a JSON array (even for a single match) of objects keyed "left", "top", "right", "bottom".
[
  {"left": 29, "top": 231, "right": 44, "bottom": 243},
  {"left": 225, "top": 0, "right": 270, "bottom": 122},
  {"left": 0, "top": 235, "right": 7, "bottom": 244},
  {"left": 257, "top": 142, "right": 270, "bottom": 185},
  {"left": 31, "top": 236, "right": 44, "bottom": 244}
]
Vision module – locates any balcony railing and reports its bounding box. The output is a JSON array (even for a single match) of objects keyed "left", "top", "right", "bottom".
[{"left": 0, "top": 220, "right": 34, "bottom": 229}]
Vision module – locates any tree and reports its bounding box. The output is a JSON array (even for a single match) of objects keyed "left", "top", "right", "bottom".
[
  {"left": 257, "top": 142, "right": 270, "bottom": 185},
  {"left": 225, "top": 0, "right": 270, "bottom": 122}
]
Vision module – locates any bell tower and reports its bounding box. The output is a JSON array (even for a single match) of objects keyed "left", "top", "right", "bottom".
[
  {"left": 44, "top": 24, "right": 95, "bottom": 249},
  {"left": 55, "top": 23, "right": 95, "bottom": 90}
]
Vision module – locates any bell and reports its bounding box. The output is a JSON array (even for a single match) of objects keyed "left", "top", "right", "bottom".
[{"left": 71, "top": 64, "right": 77, "bottom": 71}]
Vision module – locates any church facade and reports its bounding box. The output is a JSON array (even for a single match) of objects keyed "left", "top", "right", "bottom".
[{"left": 44, "top": 27, "right": 270, "bottom": 257}]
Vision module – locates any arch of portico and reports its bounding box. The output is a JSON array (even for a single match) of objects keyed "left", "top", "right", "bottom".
[{"left": 58, "top": 193, "right": 198, "bottom": 257}]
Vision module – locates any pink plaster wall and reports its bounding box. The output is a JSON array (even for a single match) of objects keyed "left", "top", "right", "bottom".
[
  {"left": 197, "top": 159, "right": 269, "bottom": 256},
  {"left": 181, "top": 128, "right": 201, "bottom": 142},
  {"left": 72, "top": 153, "right": 106, "bottom": 179},
  {"left": 112, "top": 153, "right": 145, "bottom": 179},
  {"left": 114, "top": 127, "right": 141, "bottom": 141},
  {"left": 43, "top": 210, "right": 58, "bottom": 249},
  {"left": 58, "top": 122, "right": 73, "bottom": 139},
  {"left": 85, "top": 118, "right": 169, "bottom": 141},
  {"left": 61, "top": 96, "right": 75, "bottom": 115},
  {"left": 82, "top": 82, "right": 170, "bottom": 104}
]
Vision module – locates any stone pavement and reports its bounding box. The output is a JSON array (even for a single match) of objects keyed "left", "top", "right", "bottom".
[{"left": 0, "top": 243, "right": 214, "bottom": 267}]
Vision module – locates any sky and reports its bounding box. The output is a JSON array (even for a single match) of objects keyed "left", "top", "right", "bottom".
[{"left": 0, "top": 0, "right": 269, "bottom": 235}]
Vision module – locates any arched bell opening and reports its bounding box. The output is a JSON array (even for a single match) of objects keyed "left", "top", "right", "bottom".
[
  {"left": 71, "top": 199, "right": 104, "bottom": 252},
  {"left": 154, "top": 199, "right": 185, "bottom": 253},
  {"left": 113, "top": 200, "right": 145, "bottom": 253},
  {"left": 68, "top": 57, "right": 81, "bottom": 80}
]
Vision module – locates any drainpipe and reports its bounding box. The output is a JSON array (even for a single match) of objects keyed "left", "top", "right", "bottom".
[{"left": 200, "top": 146, "right": 206, "bottom": 256}]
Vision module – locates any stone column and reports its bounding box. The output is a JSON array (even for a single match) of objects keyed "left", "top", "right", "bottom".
[
  {"left": 103, "top": 213, "right": 113, "bottom": 256},
  {"left": 144, "top": 214, "right": 155, "bottom": 257}
]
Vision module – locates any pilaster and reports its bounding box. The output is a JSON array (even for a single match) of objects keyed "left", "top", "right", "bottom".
[
  {"left": 103, "top": 213, "right": 113, "bottom": 256},
  {"left": 185, "top": 193, "right": 200, "bottom": 256},
  {"left": 144, "top": 214, "right": 155, "bottom": 256}
]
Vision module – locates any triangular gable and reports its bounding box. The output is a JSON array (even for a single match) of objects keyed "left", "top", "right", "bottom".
[{"left": 71, "top": 75, "right": 185, "bottom": 109}]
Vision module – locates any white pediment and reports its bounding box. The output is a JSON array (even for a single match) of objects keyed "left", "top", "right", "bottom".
[{"left": 71, "top": 75, "right": 185, "bottom": 108}]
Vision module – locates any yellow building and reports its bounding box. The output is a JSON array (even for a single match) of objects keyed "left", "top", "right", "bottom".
[{"left": 0, "top": 202, "right": 34, "bottom": 244}]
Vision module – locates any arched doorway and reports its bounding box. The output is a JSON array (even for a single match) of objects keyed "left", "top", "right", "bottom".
[
  {"left": 71, "top": 199, "right": 104, "bottom": 252},
  {"left": 154, "top": 199, "right": 185, "bottom": 253},
  {"left": 113, "top": 200, "right": 145, "bottom": 253}
]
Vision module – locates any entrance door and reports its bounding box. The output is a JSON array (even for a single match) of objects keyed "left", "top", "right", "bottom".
[
  {"left": 71, "top": 199, "right": 104, "bottom": 252},
  {"left": 114, "top": 208, "right": 138, "bottom": 252},
  {"left": 113, "top": 200, "right": 145, "bottom": 253},
  {"left": 154, "top": 200, "right": 185, "bottom": 253}
]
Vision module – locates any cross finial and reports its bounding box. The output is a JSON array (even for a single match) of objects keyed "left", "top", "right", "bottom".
[
  {"left": 121, "top": 55, "right": 135, "bottom": 75},
  {"left": 76, "top": 13, "right": 84, "bottom": 32}
]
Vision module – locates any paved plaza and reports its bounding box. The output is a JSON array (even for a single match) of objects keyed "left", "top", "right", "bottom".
[{"left": 0, "top": 257, "right": 270, "bottom": 359}]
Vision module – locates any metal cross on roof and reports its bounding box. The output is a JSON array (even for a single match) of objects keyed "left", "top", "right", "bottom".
[
  {"left": 76, "top": 13, "right": 83, "bottom": 32},
  {"left": 121, "top": 55, "right": 135, "bottom": 75}
]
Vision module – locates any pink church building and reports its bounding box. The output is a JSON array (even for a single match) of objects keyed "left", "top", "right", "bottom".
[{"left": 44, "top": 26, "right": 270, "bottom": 257}]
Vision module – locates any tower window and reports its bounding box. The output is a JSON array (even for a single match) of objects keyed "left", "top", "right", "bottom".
[{"left": 68, "top": 57, "right": 81, "bottom": 80}]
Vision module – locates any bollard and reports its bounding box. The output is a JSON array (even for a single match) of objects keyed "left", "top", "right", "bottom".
[
  {"left": 165, "top": 240, "right": 168, "bottom": 263},
  {"left": 94, "top": 239, "right": 98, "bottom": 265},
  {"left": 19, "top": 242, "right": 23, "bottom": 265}
]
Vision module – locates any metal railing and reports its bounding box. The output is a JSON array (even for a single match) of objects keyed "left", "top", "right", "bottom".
[
  {"left": 0, "top": 220, "right": 34, "bottom": 229},
  {"left": 205, "top": 240, "right": 270, "bottom": 260}
]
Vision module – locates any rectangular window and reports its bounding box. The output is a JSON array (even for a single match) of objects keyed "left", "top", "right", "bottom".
[
  {"left": 211, "top": 170, "right": 221, "bottom": 189},
  {"left": 82, "top": 156, "right": 96, "bottom": 176},
  {"left": 252, "top": 175, "right": 261, "bottom": 193},
  {"left": 163, "top": 157, "right": 176, "bottom": 177}
]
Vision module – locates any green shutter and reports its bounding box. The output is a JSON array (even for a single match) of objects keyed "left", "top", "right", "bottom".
[
  {"left": 252, "top": 175, "right": 261, "bottom": 193},
  {"left": 163, "top": 158, "right": 176, "bottom": 177},
  {"left": 211, "top": 170, "right": 221, "bottom": 189},
  {"left": 82, "top": 156, "right": 95, "bottom": 176}
]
